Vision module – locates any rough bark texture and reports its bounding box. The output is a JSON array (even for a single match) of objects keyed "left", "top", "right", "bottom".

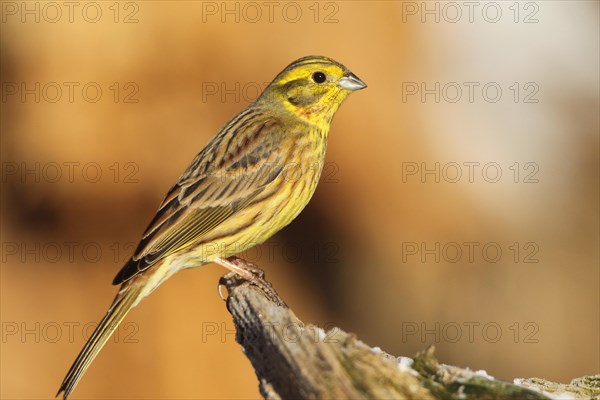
[{"left": 221, "top": 278, "right": 599, "bottom": 400}]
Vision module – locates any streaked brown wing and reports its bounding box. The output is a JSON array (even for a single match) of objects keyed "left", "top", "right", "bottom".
[{"left": 113, "top": 117, "right": 285, "bottom": 284}]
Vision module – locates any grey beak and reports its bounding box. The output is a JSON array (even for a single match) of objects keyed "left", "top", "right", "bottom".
[{"left": 338, "top": 72, "right": 367, "bottom": 91}]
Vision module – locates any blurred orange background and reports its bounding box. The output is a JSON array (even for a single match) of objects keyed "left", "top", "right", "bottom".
[{"left": 1, "top": 1, "right": 598, "bottom": 399}]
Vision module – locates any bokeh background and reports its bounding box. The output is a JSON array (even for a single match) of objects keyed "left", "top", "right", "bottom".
[{"left": 1, "top": 1, "right": 598, "bottom": 399}]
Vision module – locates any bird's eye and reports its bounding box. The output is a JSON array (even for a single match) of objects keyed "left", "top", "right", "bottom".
[{"left": 312, "top": 71, "right": 326, "bottom": 84}]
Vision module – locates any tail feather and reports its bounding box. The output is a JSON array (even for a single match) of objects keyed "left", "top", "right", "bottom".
[{"left": 57, "top": 285, "right": 142, "bottom": 400}]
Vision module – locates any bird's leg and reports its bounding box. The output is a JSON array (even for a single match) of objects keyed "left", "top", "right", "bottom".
[{"left": 216, "top": 256, "right": 287, "bottom": 307}]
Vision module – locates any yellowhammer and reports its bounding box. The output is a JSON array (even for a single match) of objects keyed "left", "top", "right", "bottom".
[{"left": 57, "top": 55, "right": 366, "bottom": 399}]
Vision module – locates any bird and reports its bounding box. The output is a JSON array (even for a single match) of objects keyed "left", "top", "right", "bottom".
[{"left": 56, "top": 55, "right": 366, "bottom": 399}]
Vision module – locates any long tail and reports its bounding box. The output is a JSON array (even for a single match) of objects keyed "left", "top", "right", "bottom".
[{"left": 56, "top": 284, "right": 143, "bottom": 400}]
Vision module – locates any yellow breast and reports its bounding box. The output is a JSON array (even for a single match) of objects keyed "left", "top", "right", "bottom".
[{"left": 190, "top": 131, "right": 327, "bottom": 262}]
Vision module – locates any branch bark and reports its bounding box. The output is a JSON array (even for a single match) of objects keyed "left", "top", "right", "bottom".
[{"left": 220, "top": 276, "right": 599, "bottom": 400}]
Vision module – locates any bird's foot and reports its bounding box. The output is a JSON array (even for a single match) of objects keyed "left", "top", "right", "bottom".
[{"left": 217, "top": 256, "right": 287, "bottom": 307}]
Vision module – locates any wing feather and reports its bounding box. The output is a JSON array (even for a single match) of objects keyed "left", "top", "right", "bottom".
[{"left": 113, "top": 117, "right": 285, "bottom": 284}]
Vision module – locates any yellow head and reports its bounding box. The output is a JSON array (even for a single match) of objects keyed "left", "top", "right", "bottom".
[{"left": 259, "top": 56, "right": 367, "bottom": 126}]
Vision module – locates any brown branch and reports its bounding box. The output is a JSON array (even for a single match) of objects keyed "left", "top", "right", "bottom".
[{"left": 220, "top": 274, "right": 599, "bottom": 400}]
